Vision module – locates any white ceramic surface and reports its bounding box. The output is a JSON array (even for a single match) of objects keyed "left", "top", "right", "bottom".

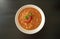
[{"left": 15, "top": 4, "right": 45, "bottom": 34}]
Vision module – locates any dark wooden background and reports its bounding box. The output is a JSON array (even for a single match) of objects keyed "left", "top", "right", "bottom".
[{"left": 0, "top": 0, "right": 60, "bottom": 39}]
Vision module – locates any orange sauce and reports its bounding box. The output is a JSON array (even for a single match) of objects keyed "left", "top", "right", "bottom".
[{"left": 18, "top": 8, "right": 42, "bottom": 30}]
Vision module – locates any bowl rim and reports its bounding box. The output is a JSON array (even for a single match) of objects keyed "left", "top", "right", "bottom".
[{"left": 15, "top": 4, "right": 45, "bottom": 34}]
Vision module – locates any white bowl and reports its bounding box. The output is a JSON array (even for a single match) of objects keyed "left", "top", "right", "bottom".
[{"left": 15, "top": 4, "right": 45, "bottom": 34}]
